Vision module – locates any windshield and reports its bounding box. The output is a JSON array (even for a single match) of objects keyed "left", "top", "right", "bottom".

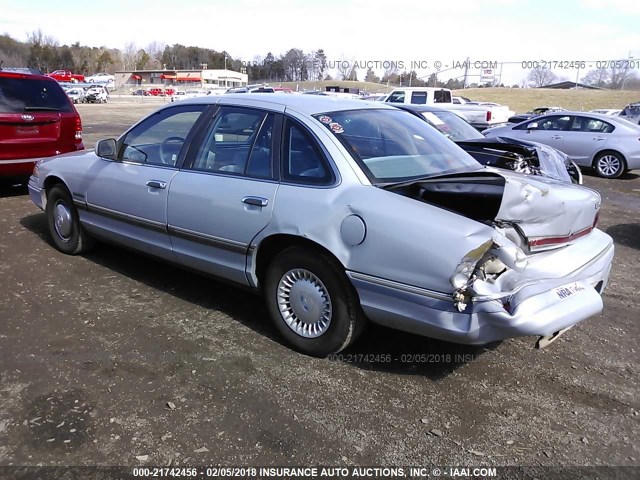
[
  {"left": 313, "top": 109, "right": 481, "bottom": 184},
  {"left": 419, "top": 110, "right": 484, "bottom": 141}
]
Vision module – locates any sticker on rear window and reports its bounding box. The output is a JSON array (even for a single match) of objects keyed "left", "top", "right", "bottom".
[
  {"left": 329, "top": 122, "right": 344, "bottom": 134},
  {"left": 318, "top": 115, "right": 332, "bottom": 124}
]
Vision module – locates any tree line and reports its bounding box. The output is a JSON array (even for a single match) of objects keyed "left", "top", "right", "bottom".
[{"left": 1, "top": 30, "right": 637, "bottom": 89}]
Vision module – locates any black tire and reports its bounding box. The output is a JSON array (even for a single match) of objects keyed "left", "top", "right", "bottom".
[
  {"left": 264, "top": 247, "right": 365, "bottom": 357},
  {"left": 593, "top": 150, "right": 626, "bottom": 179},
  {"left": 45, "top": 184, "right": 95, "bottom": 255}
]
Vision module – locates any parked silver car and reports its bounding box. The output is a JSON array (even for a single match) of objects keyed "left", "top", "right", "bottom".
[
  {"left": 28, "top": 95, "right": 614, "bottom": 356},
  {"left": 484, "top": 112, "right": 640, "bottom": 178},
  {"left": 65, "top": 87, "right": 86, "bottom": 104}
]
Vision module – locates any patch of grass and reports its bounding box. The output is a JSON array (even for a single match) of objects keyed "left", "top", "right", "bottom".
[
  {"left": 455, "top": 88, "right": 639, "bottom": 113},
  {"left": 273, "top": 80, "right": 639, "bottom": 113}
]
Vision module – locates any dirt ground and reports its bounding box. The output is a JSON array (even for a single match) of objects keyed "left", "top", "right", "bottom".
[{"left": 0, "top": 100, "right": 638, "bottom": 474}]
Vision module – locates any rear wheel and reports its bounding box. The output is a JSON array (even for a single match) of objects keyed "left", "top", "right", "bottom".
[
  {"left": 593, "top": 151, "right": 626, "bottom": 179},
  {"left": 264, "top": 247, "right": 365, "bottom": 357},
  {"left": 46, "top": 184, "right": 95, "bottom": 254}
]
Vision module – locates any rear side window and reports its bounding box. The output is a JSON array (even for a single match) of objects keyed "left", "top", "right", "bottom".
[
  {"left": 282, "top": 120, "right": 334, "bottom": 185},
  {"left": 411, "top": 91, "right": 427, "bottom": 104},
  {"left": 0, "top": 76, "right": 73, "bottom": 113},
  {"left": 434, "top": 90, "right": 451, "bottom": 103}
]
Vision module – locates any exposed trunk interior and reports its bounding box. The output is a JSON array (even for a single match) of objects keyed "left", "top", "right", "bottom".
[{"left": 388, "top": 172, "right": 506, "bottom": 223}]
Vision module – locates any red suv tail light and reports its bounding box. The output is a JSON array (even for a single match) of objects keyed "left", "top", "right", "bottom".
[
  {"left": 486, "top": 111, "right": 492, "bottom": 122},
  {"left": 74, "top": 113, "right": 83, "bottom": 141}
]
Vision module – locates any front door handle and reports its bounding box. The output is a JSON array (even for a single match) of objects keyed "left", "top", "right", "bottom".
[
  {"left": 146, "top": 180, "right": 167, "bottom": 189},
  {"left": 550, "top": 135, "right": 563, "bottom": 140},
  {"left": 593, "top": 137, "right": 606, "bottom": 141},
  {"left": 242, "top": 196, "right": 268, "bottom": 207}
]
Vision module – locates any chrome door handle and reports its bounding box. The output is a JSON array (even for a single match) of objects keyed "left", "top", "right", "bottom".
[
  {"left": 242, "top": 196, "right": 268, "bottom": 207},
  {"left": 146, "top": 180, "right": 167, "bottom": 189},
  {"left": 550, "top": 135, "right": 563, "bottom": 140},
  {"left": 593, "top": 137, "right": 605, "bottom": 141}
]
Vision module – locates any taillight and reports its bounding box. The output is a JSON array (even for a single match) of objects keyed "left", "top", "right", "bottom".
[
  {"left": 74, "top": 114, "right": 82, "bottom": 141},
  {"left": 593, "top": 211, "right": 599, "bottom": 228},
  {"left": 486, "top": 111, "right": 492, "bottom": 122}
]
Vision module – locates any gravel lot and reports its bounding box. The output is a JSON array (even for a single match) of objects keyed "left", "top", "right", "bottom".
[{"left": 0, "top": 100, "right": 638, "bottom": 473}]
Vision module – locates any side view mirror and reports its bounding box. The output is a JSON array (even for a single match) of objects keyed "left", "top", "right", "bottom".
[
  {"left": 96, "top": 138, "right": 117, "bottom": 159},
  {"left": 527, "top": 122, "right": 539, "bottom": 131}
]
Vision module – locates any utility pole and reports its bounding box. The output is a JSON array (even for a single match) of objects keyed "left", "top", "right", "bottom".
[
  {"left": 622, "top": 51, "right": 632, "bottom": 91},
  {"left": 463, "top": 56, "right": 469, "bottom": 88}
]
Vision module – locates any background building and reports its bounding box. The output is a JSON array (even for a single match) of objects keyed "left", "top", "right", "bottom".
[{"left": 115, "top": 68, "right": 248, "bottom": 92}]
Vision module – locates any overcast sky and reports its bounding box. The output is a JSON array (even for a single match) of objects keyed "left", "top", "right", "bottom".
[{"left": 1, "top": 0, "right": 639, "bottom": 84}]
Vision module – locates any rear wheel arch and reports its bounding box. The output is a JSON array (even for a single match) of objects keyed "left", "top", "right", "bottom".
[{"left": 254, "top": 234, "right": 347, "bottom": 288}]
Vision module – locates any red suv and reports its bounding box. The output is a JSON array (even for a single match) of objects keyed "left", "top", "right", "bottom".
[{"left": 0, "top": 70, "right": 84, "bottom": 182}]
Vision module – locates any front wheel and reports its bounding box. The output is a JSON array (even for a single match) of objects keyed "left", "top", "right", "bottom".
[
  {"left": 45, "top": 184, "right": 95, "bottom": 254},
  {"left": 593, "top": 151, "right": 626, "bottom": 179},
  {"left": 264, "top": 247, "right": 365, "bottom": 357}
]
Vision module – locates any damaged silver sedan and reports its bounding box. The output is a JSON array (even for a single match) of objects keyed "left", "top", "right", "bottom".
[{"left": 28, "top": 95, "right": 614, "bottom": 357}]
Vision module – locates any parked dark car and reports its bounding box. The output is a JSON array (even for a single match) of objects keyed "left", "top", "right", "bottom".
[
  {"left": 508, "top": 106, "right": 564, "bottom": 124},
  {"left": 0, "top": 70, "right": 84, "bottom": 183},
  {"left": 393, "top": 104, "right": 581, "bottom": 184},
  {"left": 618, "top": 102, "right": 640, "bottom": 125}
]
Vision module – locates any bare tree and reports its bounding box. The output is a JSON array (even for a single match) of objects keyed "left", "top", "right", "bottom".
[
  {"left": 122, "top": 42, "right": 138, "bottom": 70},
  {"left": 581, "top": 68, "right": 609, "bottom": 87},
  {"left": 609, "top": 62, "right": 631, "bottom": 89},
  {"left": 26, "top": 29, "right": 58, "bottom": 47},
  {"left": 527, "top": 67, "right": 557, "bottom": 87},
  {"left": 336, "top": 56, "right": 353, "bottom": 80},
  {"left": 145, "top": 41, "right": 166, "bottom": 69}
]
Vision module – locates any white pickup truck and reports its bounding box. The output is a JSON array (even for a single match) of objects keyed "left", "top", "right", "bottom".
[{"left": 384, "top": 87, "right": 514, "bottom": 131}]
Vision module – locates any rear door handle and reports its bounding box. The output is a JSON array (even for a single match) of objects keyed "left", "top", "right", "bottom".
[
  {"left": 550, "top": 135, "right": 563, "bottom": 140},
  {"left": 593, "top": 137, "right": 606, "bottom": 141},
  {"left": 242, "top": 196, "right": 268, "bottom": 207},
  {"left": 146, "top": 180, "right": 167, "bottom": 189}
]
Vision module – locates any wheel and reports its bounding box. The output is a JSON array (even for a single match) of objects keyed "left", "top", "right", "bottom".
[
  {"left": 593, "top": 151, "right": 626, "bottom": 179},
  {"left": 264, "top": 247, "right": 365, "bottom": 357},
  {"left": 46, "top": 184, "right": 95, "bottom": 255},
  {"left": 160, "top": 136, "right": 185, "bottom": 165}
]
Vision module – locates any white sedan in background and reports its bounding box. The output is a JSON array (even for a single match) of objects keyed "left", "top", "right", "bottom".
[
  {"left": 484, "top": 112, "right": 640, "bottom": 178},
  {"left": 85, "top": 72, "right": 115, "bottom": 83}
]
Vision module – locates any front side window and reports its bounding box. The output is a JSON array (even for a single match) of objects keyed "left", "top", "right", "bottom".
[
  {"left": 118, "top": 105, "right": 205, "bottom": 166},
  {"left": 516, "top": 115, "right": 572, "bottom": 131},
  {"left": 313, "top": 109, "right": 480, "bottom": 184},
  {"left": 192, "top": 107, "right": 274, "bottom": 177},
  {"left": 386, "top": 91, "right": 405, "bottom": 103}
]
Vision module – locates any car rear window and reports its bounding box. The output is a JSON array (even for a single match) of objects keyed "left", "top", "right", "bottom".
[{"left": 0, "top": 76, "right": 73, "bottom": 113}]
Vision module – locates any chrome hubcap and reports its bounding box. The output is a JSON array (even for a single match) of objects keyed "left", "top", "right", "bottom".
[
  {"left": 53, "top": 201, "right": 73, "bottom": 242},
  {"left": 277, "top": 269, "right": 332, "bottom": 338},
  {"left": 598, "top": 155, "right": 620, "bottom": 176}
]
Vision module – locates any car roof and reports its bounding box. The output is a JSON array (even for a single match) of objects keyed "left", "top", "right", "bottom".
[
  {"left": 172, "top": 93, "right": 398, "bottom": 115},
  {"left": 386, "top": 104, "right": 451, "bottom": 114},
  {"left": 0, "top": 70, "right": 56, "bottom": 81}
]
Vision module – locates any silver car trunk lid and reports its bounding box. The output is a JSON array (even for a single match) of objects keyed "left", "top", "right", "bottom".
[
  {"left": 397, "top": 169, "right": 599, "bottom": 252},
  {"left": 496, "top": 170, "right": 599, "bottom": 251}
]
